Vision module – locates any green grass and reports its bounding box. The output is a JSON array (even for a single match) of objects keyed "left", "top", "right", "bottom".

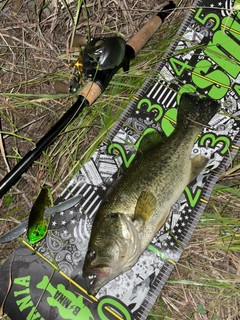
[{"left": 148, "top": 171, "right": 240, "bottom": 319}]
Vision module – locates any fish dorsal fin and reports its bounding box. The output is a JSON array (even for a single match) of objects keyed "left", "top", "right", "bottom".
[
  {"left": 137, "top": 129, "right": 163, "bottom": 156},
  {"left": 134, "top": 191, "right": 157, "bottom": 222}
]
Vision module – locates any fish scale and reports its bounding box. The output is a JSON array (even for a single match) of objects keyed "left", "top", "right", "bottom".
[{"left": 82, "top": 93, "right": 220, "bottom": 295}]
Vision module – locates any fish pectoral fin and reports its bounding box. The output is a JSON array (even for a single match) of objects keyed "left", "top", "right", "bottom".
[
  {"left": 137, "top": 129, "right": 163, "bottom": 156},
  {"left": 190, "top": 154, "right": 209, "bottom": 182},
  {"left": 134, "top": 191, "right": 157, "bottom": 222}
]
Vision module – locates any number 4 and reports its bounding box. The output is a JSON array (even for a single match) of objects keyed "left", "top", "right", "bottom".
[{"left": 169, "top": 57, "right": 191, "bottom": 77}]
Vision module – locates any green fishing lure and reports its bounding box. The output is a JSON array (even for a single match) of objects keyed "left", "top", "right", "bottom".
[
  {"left": 0, "top": 191, "right": 82, "bottom": 245},
  {"left": 27, "top": 187, "right": 52, "bottom": 245}
]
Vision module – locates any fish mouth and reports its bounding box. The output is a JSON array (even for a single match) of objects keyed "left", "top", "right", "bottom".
[{"left": 83, "top": 263, "right": 114, "bottom": 295}]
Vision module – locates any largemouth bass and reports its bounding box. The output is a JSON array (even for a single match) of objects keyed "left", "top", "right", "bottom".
[{"left": 82, "top": 93, "right": 220, "bottom": 295}]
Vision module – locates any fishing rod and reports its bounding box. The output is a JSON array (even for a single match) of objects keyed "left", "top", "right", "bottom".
[{"left": 0, "top": 1, "right": 178, "bottom": 199}]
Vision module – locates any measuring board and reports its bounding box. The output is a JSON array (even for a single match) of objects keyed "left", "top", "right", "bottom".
[{"left": 0, "top": 0, "right": 239, "bottom": 319}]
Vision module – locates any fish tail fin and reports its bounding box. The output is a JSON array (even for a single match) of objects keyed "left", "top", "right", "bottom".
[{"left": 177, "top": 93, "right": 220, "bottom": 127}]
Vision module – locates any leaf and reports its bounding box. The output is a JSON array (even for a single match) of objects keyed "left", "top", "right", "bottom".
[
  {"left": 196, "top": 304, "right": 207, "bottom": 315},
  {"left": 213, "top": 183, "right": 240, "bottom": 198},
  {"left": 3, "top": 194, "right": 13, "bottom": 207},
  {"left": 211, "top": 315, "right": 222, "bottom": 320}
]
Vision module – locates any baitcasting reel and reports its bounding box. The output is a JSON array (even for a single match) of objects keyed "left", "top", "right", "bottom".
[{"left": 69, "top": 36, "right": 127, "bottom": 93}]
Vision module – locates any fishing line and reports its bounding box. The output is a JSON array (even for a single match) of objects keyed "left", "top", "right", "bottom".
[
  {"left": 21, "top": 239, "right": 123, "bottom": 319},
  {"left": 0, "top": 250, "right": 15, "bottom": 316}
]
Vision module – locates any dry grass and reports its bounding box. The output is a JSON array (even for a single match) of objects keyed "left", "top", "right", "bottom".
[
  {"left": 150, "top": 161, "right": 240, "bottom": 319},
  {"left": 0, "top": 0, "right": 239, "bottom": 319}
]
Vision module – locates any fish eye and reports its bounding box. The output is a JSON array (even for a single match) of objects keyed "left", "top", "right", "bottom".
[
  {"left": 109, "top": 213, "right": 119, "bottom": 219},
  {"left": 87, "top": 250, "right": 96, "bottom": 260}
]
